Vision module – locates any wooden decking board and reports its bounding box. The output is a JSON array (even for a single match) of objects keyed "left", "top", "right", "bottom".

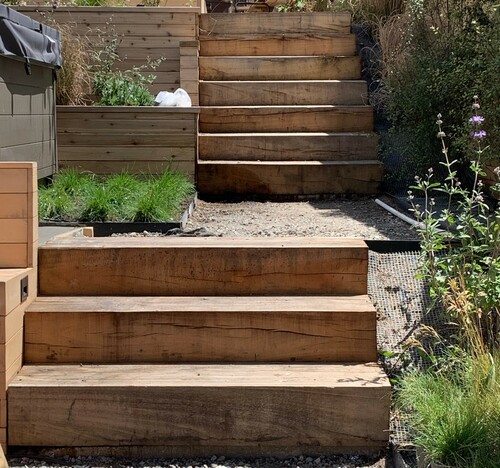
[
  {"left": 199, "top": 80, "right": 367, "bottom": 106},
  {"left": 198, "top": 132, "right": 378, "bottom": 161},
  {"left": 8, "top": 363, "right": 390, "bottom": 450},
  {"left": 24, "top": 295, "right": 377, "bottom": 363},
  {"left": 199, "top": 56, "right": 361, "bottom": 81}
]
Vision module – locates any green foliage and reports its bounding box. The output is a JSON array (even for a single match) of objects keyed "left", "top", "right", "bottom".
[
  {"left": 378, "top": 0, "right": 500, "bottom": 184},
  {"left": 39, "top": 169, "right": 195, "bottom": 223},
  {"left": 397, "top": 353, "right": 500, "bottom": 468},
  {"left": 133, "top": 171, "right": 195, "bottom": 222},
  {"left": 410, "top": 100, "right": 499, "bottom": 354},
  {"left": 90, "top": 26, "right": 163, "bottom": 106}
]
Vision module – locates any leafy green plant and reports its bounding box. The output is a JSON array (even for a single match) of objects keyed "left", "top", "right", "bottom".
[
  {"left": 90, "top": 25, "right": 163, "bottom": 106},
  {"left": 39, "top": 169, "right": 195, "bottom": 223},
  {"left": 376, "top": 0, "right": 499, "bottom": 185},
  {"left": 410, "top": 98, "right": 499, "bottom": 355}
]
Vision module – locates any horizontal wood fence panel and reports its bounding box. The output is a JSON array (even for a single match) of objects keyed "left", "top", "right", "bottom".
[{"left": 60, "top": 146, "right": 195, "bottom": 161}]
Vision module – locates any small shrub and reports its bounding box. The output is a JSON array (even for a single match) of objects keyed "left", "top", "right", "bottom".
[{"left": 90, "top": 26, "right": 163, "bottom": 106}]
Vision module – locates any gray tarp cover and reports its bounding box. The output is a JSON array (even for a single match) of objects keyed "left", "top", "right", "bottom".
[{"left": 0, "top": 4, "right": 61, "bottom": 70}]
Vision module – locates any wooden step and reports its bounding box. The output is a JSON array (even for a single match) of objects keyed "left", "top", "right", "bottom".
[
  {"left": 199, "top": 12, "right": 352, "bottom": 36},
  {"left": 199, "top": 56, "right": 361, "bottom": 81},
  {"left": 197, "top": 160, "right": 384, "bottom": 195},
  {"left": 200, "top": 80, "right": 367, "bottom": 106},
  {"left": 8, "top": 363, "right": 391, "bottom": 454},
  {"left": 199, "top": 132, "right": 378, "bottom": 161},
  {"left": 199, "top": 106, "right": 373, "bottom": 133},
  {"left": 24, "top": 295, "right": 377, "bottom": 364},
  {"left": 199, "top": 33, "right": 357, "bottom": 57},
  {"left": 38, "top": 237, "right": 368, "bottom": 296}
]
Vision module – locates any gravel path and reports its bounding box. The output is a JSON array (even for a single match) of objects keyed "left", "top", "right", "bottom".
[{"left": 185, "top": 198, "right": 416, "bottom": 239}]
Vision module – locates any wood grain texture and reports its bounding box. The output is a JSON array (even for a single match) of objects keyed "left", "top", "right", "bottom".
[
  {"left": 38, "top": 237, "right": 368, "bottom": 296},
  {"left": 8, "top": 363, "right": 390, "bottom": 451},
  {"left": 197, "top": 160, "right": 384, "bottom": 195},
  {"left": 199, "top": 12, "right": 351, "bottom": 36},
  {"left": 56, "top": 107, "right": 198, "bottom": 176},
  {"left": 0, "top": 268, "right": 36, "bottom": 315},
  {"left": 199, "top": 56, "right": 360, "bottom": 81},
  {"left": 199, "top": 106, "right": 373, "bottom": 133},
  {"left": 199, "top": 81, "right": 367, "bottom": 106},
  {"left": 24, "top": 295, "right": 377, "bottom": 363},
  {"left": 200, "top": 34, "right": 356, "bottom": 57},
  {"left": 199, "top": 132, "right": 378, "bottom": 161}
]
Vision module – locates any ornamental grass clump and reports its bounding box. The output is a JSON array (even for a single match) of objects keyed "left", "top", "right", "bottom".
[{"left": 39, "top": 169, "right": 195, "bottom": 223}]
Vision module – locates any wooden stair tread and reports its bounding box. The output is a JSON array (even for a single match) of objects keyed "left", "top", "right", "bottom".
[
  {"left": 28, "top": 295, "right": 375, "bottom": 313},
  {"left": 38, "top": 237, "right": 368, "bottom": 296},
  {"left": 199, "top": 131, "right": 376, "bottom": 136},
  {"left": 200, "top": 81, "right": 367, "bottom": 106},
  {"left": 198, "top": 160, "right": 383, "bottom": 166},
  {"left": 199, "top": 12, "right": 352, "bottom": 36},
  {"left": 41, "top": 236, "right": 367, "bottom": 248},
  {"left": 8, "top": 362, "right": 390, "bottom": 451},
  {"left": 10, "top": 363, "right": 388, "bottom": 387},
  {"left": 199, "top": 33, "right": 356, "bottom": 57},
  {"left": 199, "top": 56, "right": 360, "bottom": 81}
]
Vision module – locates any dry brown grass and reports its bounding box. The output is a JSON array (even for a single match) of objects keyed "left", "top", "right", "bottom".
[{"left": 54, "top": 23, "right": 93, "bottom": 105}]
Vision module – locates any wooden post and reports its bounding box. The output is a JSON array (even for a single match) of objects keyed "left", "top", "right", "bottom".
[
  {"left": 0, "top": 161, "right": 39, "bottom": 452},
  {"left": 180, "top": 40, "right": 200, "bottom": 106}
]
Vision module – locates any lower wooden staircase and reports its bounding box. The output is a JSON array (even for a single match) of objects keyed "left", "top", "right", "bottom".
[
  {"left": 197, "top": 12, "right": 383, "bottom": 196},
  {"left": 7, "top": 236, "right": 390, "bottom": 456}
]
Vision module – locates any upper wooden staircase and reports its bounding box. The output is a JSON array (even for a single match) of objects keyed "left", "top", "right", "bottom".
[
  {"left": 7, "top": 236, "right": 391, "bottom": 456},
  {"left": 197, "top": 12, "right": 383, "bottom": 196}
]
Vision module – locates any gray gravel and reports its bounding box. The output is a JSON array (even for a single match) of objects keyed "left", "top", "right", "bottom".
[
  {"left": 185, "top": 198, "right": 416, "bottom": 239},
  {"left": 8, "top": 454, "right": 389, "bottom": 468}
]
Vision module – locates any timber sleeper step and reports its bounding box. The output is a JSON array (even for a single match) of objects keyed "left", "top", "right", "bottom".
[
  {"left": 200, "top": 80, "right": 368, "bottom": 106},
  {"left": 197, "top": 160, "right": 384, "bottom": 196},
  {"left": 8, "top": 363, "right": 391, "bottom": 454},
  {"left": 199, "top": 56, "right": 361, "bottom": 81},
  {"left": 25, "top": 295, "right": 378, "bottom": 364},
  {"left": 199, "top": 33, "right": 357, "bottom": 57},
  {"left": 199, "top": 106, "right": 374, "bottom": 133},
  {"left": 199, "top": 132, "right": 379, "bottom": 161},
  {"left": 38, "top": 237, "right": 368, "bottom": 296},
  {"left": 199, "top": 12, "right": 352, "bottom": 36}
]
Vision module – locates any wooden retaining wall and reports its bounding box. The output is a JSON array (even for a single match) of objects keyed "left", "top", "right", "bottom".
[
  {"left": 57, "top": 106, "right": 199, "bottom": 176},
  {"left": 0, "top": 57, "right": 57, "bottom": 179},
  {"left": 18, "top": 7, "right": 200, "bottom": 96}
]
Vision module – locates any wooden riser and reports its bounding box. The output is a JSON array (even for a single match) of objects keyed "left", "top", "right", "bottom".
[
  {"left": 38, "top": 237, "right": 368, "bottom": 296},
  {"left": 199, "top": 12, "right": 352, "bottom": 36},
  {"left": 8, "top": 363, "right": 391, "bottom": 454},
  {"left": 199, "top": 34, "right": 357, "bottom": 57},
  {"left": 199, "top": 133, "right": 379, "bottom": 161},
  {"left": 199, "top": 106, "right": 373, "bottom": 133},
  {"left": 199, "top": 56, "right": 361, "bottom": 81},
  {"left": 197, "top": 160, "right": 384, "bottom": 195},
  {"left": 200, "top": 81, "right": 367, "bottom": 106},
  {"left": 24, "top": 296, "right": 378, "bottom": 364}
]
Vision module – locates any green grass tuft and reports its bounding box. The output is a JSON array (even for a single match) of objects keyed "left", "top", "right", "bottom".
[{"left": 39, "top": 168, "right": 195, "bottom": 223}]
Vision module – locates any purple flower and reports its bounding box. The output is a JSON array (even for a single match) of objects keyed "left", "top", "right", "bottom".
[
  {"left": 469, "top": 115, "right": 485, "bottom": 124},
  {"left": 471, "top": 130, "right": 487, "bottom": 139}
]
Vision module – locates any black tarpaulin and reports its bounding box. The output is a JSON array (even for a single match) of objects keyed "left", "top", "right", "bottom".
[{"left": 0, "top": 4, "right": 61, "bottom": 73}]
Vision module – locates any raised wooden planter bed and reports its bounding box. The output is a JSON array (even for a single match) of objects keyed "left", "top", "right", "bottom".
[{"left": 57, "top": 106, "right": 199, "bottom": 177}]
